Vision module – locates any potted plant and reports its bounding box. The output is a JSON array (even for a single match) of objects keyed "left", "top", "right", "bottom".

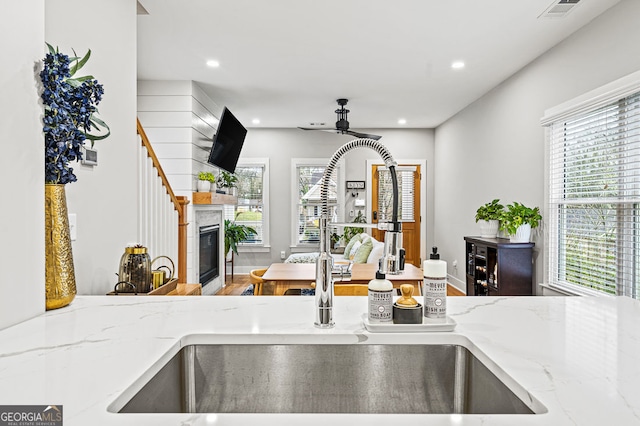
[
  {"left": 224, "top": 219, "right": 257, "bottom": 259},
  {"left": 475, "top": 199, "right": 504, "bottom": 238},
  {"left": 197, "top": 171, "right": 215, "bottom": 192},
  {"left": 40, "top": 44, "right": 110, "bottom": 310},
  {"left": 330, "top": 228, "right": 343, "bottom": 251},
  {"left": 343, "top": 211, "right": 366, "bottom": 244},
  {"left": 500, "top": 202, "right": 542, "bottom": 243},
  {"left": 217, "top": 171, "right": 238, "bottom": 195},
  {"left": 42, "top": 44, "right": 110, "bottom": 186}
]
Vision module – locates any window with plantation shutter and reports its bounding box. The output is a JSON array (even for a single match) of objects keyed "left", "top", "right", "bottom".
[
  {"left": 544, "top": 82, "right": 640, "bottom": 298},
  {"left": 377, "top": 167, "right": 415, "bottom": 223}
]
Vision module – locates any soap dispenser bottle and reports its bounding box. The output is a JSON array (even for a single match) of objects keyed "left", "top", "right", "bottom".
[
  {"left": 423, "top": 246, "right": 447, "bottom": 322},
  {"left": 368, "top": 270, "right": 393, "bottom": 323}
]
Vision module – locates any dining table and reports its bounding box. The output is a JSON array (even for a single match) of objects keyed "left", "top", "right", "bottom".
[{"left": 261, "top": 262, "right": 423, "bottom": 296}]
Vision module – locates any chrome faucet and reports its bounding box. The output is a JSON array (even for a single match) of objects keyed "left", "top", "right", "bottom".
[{"left": 315, "top": 138, "right": 403, "bottom": 328}]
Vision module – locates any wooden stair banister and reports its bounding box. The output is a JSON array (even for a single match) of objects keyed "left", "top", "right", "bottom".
[{"left": 136, "top": 118, "right": 189, "bottom": 284}]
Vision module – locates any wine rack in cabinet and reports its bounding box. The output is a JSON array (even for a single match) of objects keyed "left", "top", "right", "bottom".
[{"left": 464, "top": 236, "right": 534, "bottom": 296}]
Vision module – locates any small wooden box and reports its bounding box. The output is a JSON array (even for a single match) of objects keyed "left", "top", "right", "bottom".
[{"left": 193, "top": 191, "right": 212, "bottom": 204}]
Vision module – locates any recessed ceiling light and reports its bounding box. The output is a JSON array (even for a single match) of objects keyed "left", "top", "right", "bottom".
[
  {"left": 398, "top": 119, "right": 407, "bottom": 125},
  {"left": 252, "top": 118, "right": 260, "bottom": 125},
  {"left": 206, "top": 60, "right": 220, "bottom": 68},
  {"left": 451, "top": 61, "right": 465, "bottom": 70}
]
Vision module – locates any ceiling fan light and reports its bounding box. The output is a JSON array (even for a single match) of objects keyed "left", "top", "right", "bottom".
[
  {"left": 398, "top": 118, "right": 407, "bottom": 125},
  {"left": 451, "top": 61, "right": 465, "bottom": 70}
]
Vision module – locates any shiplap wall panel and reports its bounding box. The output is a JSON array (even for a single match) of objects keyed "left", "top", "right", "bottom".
[
  {"left": 162, "top": 174, "right": 193, "bottom": 193},
  {"left": 193, "top": 126, "right": 213, "bottom": 143},
  {"left": 138, "top": 80, "right": 221, "bottom": 284},
  {"left": 137, "top": 95, "right": 192, "bottom": 112},
  {"left": 138, "top": 111, "right": 192, "bottom": 128},
  {"left": 192, "top": 81, "right": 221, "bottom": 115},
  {"left": 192, "top": 98, "right": 218, "bottom": 134},
  {"left": 154, "top": 159, "right": 193, "bottom": 175},
  {"left": 191, "top": 112, "right": 216, "bottom": 139},
  {"left": 150, "top": 143, "right": 192, "bottom": 159},
  {"left": 143, "top": 127, "right": 192, "bottom": 143},
  {"left": 193, "top": 143, "right": 210, "bottom": 165}
]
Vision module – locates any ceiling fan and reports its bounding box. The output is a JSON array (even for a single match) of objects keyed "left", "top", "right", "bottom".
[{"left": 299, "top": 98, "right": 382, "bottom": 140}]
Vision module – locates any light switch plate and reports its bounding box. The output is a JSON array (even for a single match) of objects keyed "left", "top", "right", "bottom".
[{"left": 81, "top": 146, "right": 98, "bottom": 166}]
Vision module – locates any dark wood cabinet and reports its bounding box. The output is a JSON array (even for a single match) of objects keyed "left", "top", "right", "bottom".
[{"left": 464, "top": 236, "right": 534, "bottom": 296}]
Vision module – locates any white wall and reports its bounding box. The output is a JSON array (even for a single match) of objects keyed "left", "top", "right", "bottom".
[
  {"left": 434, "top": 0, "right": 640, "bottom": 294},
  {"left": 45, "top": 0, "right": 139, "bottom": 295},
  {"left": 0, "top": 1, "right": 45, "bottom": 330},
  {"left": 235, "top": 128, "right": 435, "bottom": 273}
]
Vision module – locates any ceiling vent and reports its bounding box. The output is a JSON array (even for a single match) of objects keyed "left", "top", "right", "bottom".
[{"left": 539, "top": 0, "right": 581, "bottom": 18}]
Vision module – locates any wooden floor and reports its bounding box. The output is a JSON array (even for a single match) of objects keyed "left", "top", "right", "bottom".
[{"left": 217, "top": 274, "right": 466, "bottom": 296}]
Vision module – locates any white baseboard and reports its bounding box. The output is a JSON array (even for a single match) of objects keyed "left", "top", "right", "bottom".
[{"left": 447, "top": 274, "right": 466, "bottom": 295}]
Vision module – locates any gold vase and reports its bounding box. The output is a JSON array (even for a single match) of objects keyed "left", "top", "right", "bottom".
[{"left": 45, "top": 184, "right": 76, "bottom": 310}]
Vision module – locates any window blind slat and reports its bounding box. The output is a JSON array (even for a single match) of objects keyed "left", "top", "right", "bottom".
[{"left": 378, "top": 169, "right": 415, "bottom": 222}]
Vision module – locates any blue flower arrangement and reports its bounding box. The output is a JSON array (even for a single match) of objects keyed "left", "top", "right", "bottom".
[{"left": 40, "top": 43, "right": 110, "bottom": 184}]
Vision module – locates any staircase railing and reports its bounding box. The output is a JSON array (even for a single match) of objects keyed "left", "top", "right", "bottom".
[{"left": 136, "top": 119, "right": 189, "bottom": 283}]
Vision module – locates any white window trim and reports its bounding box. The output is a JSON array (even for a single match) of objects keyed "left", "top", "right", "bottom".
[
  {"left": 235, "top": 158, "right": 270, "bottom": 253},
  {"left": 541, "top": 69, "right": 640, "bottom": 295},
  {"left": 541, "top": 69, "right": 640, "bottom": 126},
  {"left": 290, "top": 158, "right": 345, "bottom": 249}
]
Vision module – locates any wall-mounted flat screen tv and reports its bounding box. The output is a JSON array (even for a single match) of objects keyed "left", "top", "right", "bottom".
[{"left": 207, "top": 107, "right": 247, "bottom": 174}]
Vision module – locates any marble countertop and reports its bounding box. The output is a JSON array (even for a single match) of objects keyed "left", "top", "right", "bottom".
[{"left": 1, "top": 295, "right": 639, "bottom": 425}]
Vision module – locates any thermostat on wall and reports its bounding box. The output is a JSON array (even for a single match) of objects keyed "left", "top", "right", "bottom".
[{"left": 82, "top": 146, "right": 98, "bottom": 166}]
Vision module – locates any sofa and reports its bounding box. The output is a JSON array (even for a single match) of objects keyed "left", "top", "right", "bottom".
[{"left": 284, "top": 233, "right": 385, "bottom": 265}]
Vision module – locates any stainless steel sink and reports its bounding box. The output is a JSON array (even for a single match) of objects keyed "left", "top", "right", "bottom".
[{"left": 115, "top": 341, "right": 544, "bottom": 414}]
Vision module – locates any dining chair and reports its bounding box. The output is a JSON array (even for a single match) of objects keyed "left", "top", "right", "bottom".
[
  {"left": 305, "top": 282, "right": 369, "bottom": 296},
  {"left": 249, "top": 268, "right": 268, "bottom": 295},
  {"left": 334, "top": 284, "right": 369, "bottom": 296}
]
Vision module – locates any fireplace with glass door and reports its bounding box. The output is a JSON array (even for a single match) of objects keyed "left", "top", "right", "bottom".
[{"left": 199, "top": 224, "right": 220, "bottom": 286}]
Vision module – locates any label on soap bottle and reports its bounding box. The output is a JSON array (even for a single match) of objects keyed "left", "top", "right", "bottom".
[
  {"left": 423, "top": 277, "right": 447, "bottom": 320},
  {"left": 368, "top": 289, "right": 393, "bottom": 323}
]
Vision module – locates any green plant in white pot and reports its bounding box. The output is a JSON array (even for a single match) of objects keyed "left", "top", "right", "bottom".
[
  {"left": 197, "top": 171, "right": 215, "bottom": 192},
  {"left": 217, "top": 171, "right": 238, "bottom": 195},
  {"left": 475, "top": 199, "right": 504, "bottom": 238},
  {"left": 501, "top": 202, "right": 542, "bottom": 243}
]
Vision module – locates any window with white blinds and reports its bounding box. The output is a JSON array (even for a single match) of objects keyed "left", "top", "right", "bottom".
[
  {"left": 295, "top": 164, "right": 339, "bottom": 244},
  {"left": 547, "top": 91, "right": 640, "bottom": 297},
  {"left": 223, "top": 160, "right": 270, "bottom": 248},
  {"left": 377, "top": 167, "right": 415, "bottom": 222}
]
